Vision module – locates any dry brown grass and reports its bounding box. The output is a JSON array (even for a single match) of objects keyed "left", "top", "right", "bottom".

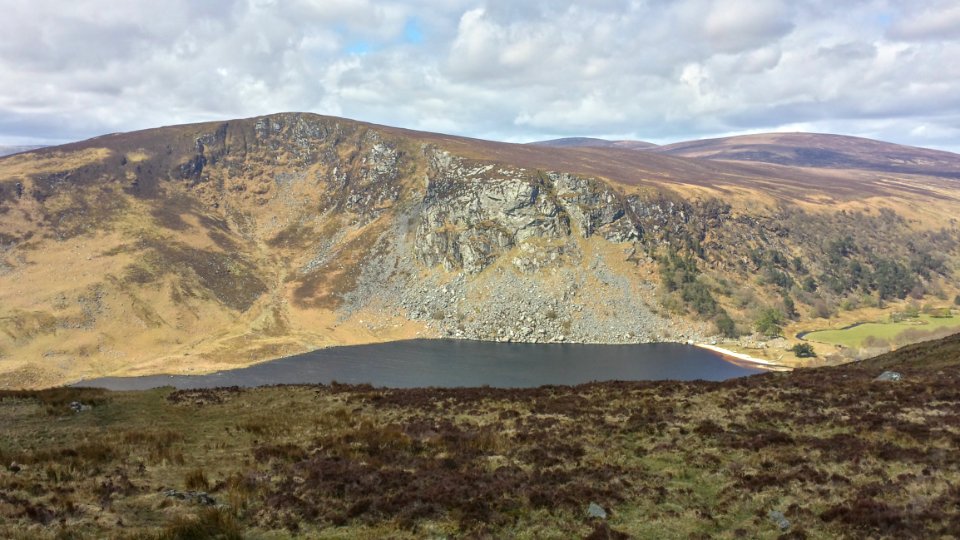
[{"left": 0, "top": 333, "right": 959, "bottom": 538}]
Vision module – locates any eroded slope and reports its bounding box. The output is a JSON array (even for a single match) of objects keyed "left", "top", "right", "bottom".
[{"left": 1, "top": 113, "right": 959, "bottom": 388}]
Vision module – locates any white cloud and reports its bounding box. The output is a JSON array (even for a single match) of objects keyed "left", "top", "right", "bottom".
[
  {"left": 0, "top": 0, "right": 958, "bottom": 151},
  {"left": 703, "top": 0, "right": 794, "bottom": 53},
  {"left": 888, "top": 2, "right": 960, "bottom": 41}
]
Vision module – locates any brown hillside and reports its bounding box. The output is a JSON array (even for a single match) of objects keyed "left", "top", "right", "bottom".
[
  {"left": 1, "top": 112, "right": 959, "bottom": 389},
  {"left": 1, "top": 331, "right": 959, "bottom": 537},
  {"left": 653, "top": 132, "right": 960, "bottom": 178},
  {"left": 527, "top": 137, "right": 659, "bottom": 150}
]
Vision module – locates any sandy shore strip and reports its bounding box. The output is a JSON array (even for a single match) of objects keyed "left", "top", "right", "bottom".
[{"left": 695, "top": 343, "right": 793, "bottom": 372}]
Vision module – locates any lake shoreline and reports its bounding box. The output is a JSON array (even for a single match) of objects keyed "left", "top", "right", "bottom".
[
  {"left": 694, "top": 343, "right": 793, "bottom": 372},
  {"left": 72, "top": 339, "right": 764, "bottom": 391}
]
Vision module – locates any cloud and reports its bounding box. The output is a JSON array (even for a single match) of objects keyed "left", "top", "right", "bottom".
[
  {"left": 888, "top": 2, "right": 960, "bottom": 41},
  {"left": 703, "top": 0, "right": 794, "bottom": 53},
  {"left": 0, "top": 0, "right": 958, "bottom": 152}
]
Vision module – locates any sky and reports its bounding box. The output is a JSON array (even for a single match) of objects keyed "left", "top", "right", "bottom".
[{"left": 1, "top": 0, "right": 960, "bottom": 151}]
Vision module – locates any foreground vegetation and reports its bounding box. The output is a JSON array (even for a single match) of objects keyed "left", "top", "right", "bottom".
[{"left": 2, "top": 335, "right": 960, "bottom": 538}]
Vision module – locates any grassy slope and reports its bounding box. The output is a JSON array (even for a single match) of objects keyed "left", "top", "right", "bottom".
[
  {"left": 1, "top": 334, "right": 959, "bottom": 538},
  {"left": 804, "top": 314, "right": 960, "bottom": 349}
]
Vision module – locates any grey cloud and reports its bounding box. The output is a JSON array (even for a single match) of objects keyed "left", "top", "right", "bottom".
[
  {"left": 888, "top": 2, "right": 960, "bottom": 41},
  {"left": 0, "top": 0, "right": 958, "bottom": 152},
  {"left": 702, "top": 0, "right": 794, "bottom": 53},
  {"left": 815, "top": 42, "right": 877, "bottom": 62}
]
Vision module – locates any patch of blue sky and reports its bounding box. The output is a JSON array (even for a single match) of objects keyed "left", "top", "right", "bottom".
[
  {"left": 345, "top": 41, "right": 374, "bottom": 54},
  {"left": 403, "top": 17, "right": 423, "bottom": 44},
  {"left": 874, "top": 11, "right": 893, "bottom": 29}
]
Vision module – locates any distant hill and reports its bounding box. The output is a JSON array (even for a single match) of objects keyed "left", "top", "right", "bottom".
[
  {"left": 652, "top": 133, "right": 960, "bottom": 177},
  {"left": 528, "top": 137, "right": 658, "bottom": 150},
  {"left": 0, "top": 145, "right": 45, "bottom": 157}
]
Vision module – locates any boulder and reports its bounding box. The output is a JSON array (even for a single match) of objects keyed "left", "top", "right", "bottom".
[
  {"left": 874, "top": 371, "right": 903, "bottom": 382},
  {"left": 587, "top": 502, "right": 608, "bottom": 519},
  {"left": 768, "top": 509, "right": 791, "bottom": 531},
  {"left": 164, "top": 489, "right": 216, "bottom": 506}
]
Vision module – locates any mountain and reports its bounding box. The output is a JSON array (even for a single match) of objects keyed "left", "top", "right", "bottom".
[
  {"left": 528, "top": 137, "right": 658, "bottom": 150},
  {"left": 2, "top": 112, "right": 959, "bottom": 388},
  {"left": 0, "top": 145, "right": 46, "bottom": 157},
  {"left": 652, "top": 132, "right": 960, "bottom": 177}
]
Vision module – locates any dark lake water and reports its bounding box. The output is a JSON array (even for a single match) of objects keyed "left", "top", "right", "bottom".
[{"left": 75, "top": 339, "right": 763, "bottom": 391}]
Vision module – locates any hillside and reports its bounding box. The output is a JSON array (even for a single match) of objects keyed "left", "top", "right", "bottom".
[
  {"left": 652, "top": 132, "right": 960, "bottom": 177},
  {"left": 1, "top": 330, "right": 958, "bottom": 538},
  {"left": 528, "top": 137, "right": 658, "bottom": 150},
  {"left": 1, "top": 112, "right": 960, "bottom": 388}
]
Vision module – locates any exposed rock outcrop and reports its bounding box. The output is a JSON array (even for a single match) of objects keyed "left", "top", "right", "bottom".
[{"left": 1, "top": 112, "right": 956, "bottom": 388}]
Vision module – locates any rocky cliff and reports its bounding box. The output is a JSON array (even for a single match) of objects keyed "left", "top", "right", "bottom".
[{"left": 1, "top": 113, "right": 958, "bottom": 387}]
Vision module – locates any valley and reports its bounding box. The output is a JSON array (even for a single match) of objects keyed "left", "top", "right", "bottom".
[
  {"left": 5, "top": 3, "right": 960, "bottom": 539},
  {"left": 1, "top": 112, "right": 959, "bottom": 388}
]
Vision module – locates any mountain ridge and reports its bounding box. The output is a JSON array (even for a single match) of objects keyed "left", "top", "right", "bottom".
[
  {"left": 527, "top": 137, "right": 658, "bottom": 150},
  {"left": 1, "top": 112, "right": 958, "bottom": 389},
  {"left": 650, "top": 132, "right": 960, "bottom": 177}
]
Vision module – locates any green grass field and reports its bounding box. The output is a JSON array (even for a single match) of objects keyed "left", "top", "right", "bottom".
[{"left": 804, "top": 313, "right": 960, "bottom": 349}]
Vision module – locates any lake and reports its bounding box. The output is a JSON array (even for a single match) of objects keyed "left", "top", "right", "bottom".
[{"left": 75, "top": 339, "right": 763, "bottom": 390}]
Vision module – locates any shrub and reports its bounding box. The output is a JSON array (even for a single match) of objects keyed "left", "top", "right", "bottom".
[
  {"left": 782, "top": 295, "right": 798, "bottom": 319},
  {"left": 733, "top": 287, "right": 756, "bottom": 309},
  {"left": 873, "top": 258, "right": 917, "bottom": 300},
  {"left": 763, "top": 267, "right": 794, "bottom": 290},
  {"left": 680, "top": 280, "right": 718, "bottom": 316},
  {"left": 954, "top": 294, "right": 960, "bottom": 306},
  {"left": 811, "top": 298, "right": 833, "bottom": 319},
  {"left": 909, "top": 284, "right": 926, "bottom": 300},
  {"left": 789, "top": 343, "right": 816, "bottom": 358},
  {"left": 840, "top": 297, "right": 859, "bottom": 311},
  {"left": 658, "top": 291, "right": 685, "bottom": 315},
  {"left": 755, "top": 308, "right": 785, "bottom": 338},
  {"left": 659, "top": 251, "right": 699, "bottom": 292},
  {"left": 714, "top": 311, "right": 737, "bottom": 338}
]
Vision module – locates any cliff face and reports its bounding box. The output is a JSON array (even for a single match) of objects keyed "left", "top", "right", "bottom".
[{"left": 0, "top": 113, "right": 957, "bottom": 388}]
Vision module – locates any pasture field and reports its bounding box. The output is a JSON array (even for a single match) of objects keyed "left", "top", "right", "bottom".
[{"left": 803, "top": 313, "right": 960, "bottom": 349}]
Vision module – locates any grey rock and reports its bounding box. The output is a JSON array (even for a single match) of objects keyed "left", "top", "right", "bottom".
[
  {"left": 587, "top": 502, "right": 608, "bottom": 519},
  {"left": 316, "top": 141, "right": 711, "bottom": 348},
  {"left": 164, "top": 489, "right": 216, "bottom": 506},
  {"left": 875, "top": 371, "right": 903, "bottom": 382},
  {"left": 69, "top": 401, "right": 91, "bottom": 413},
  {"left": 768, "top": 510, "right": 790, "bottom": 531}
]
